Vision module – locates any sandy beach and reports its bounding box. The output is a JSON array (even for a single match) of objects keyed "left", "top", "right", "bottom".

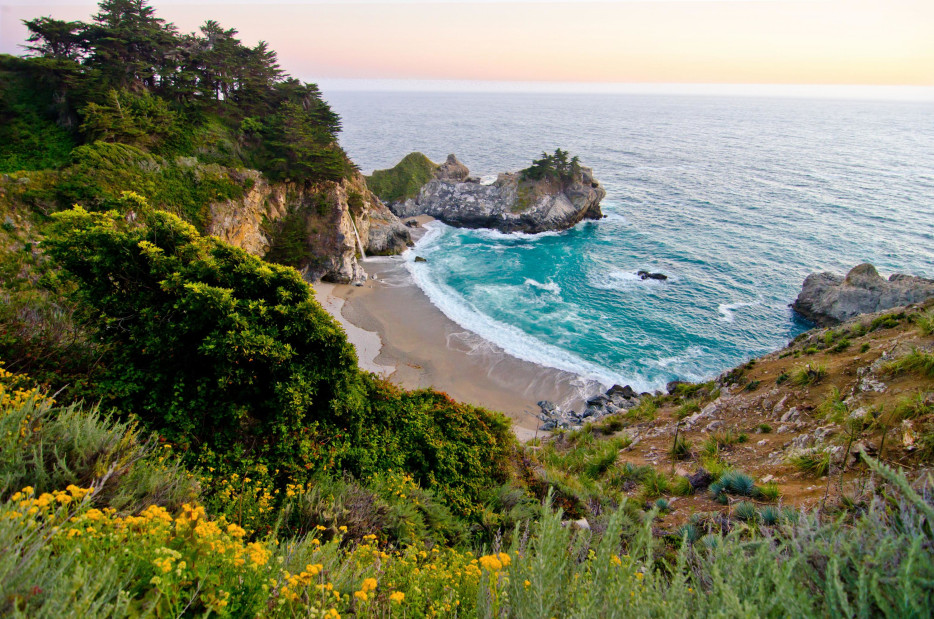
[{"left": 312, "top": 218, "right": 603, "bottom": 441}]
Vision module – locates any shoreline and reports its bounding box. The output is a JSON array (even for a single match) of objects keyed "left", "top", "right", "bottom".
[{"left": 312, "top": 218, "right": 603, "bottom": 441}]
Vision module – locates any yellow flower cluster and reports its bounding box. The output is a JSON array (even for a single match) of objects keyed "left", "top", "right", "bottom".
[
  {"left": 5, "top": 485, "right": 95, "bottom": 524},
  {"left": 0, "top": 365, "right": 55, "bottom": 438},
  {"left": 478, "top": 552, "right": 512, "bottom": 572}
]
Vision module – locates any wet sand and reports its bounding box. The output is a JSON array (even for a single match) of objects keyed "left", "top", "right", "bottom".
[{"left": 312, "top": 219, "right": 603, "bottom": 441}]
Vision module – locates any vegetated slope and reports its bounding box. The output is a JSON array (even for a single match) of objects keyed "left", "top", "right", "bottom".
[
  {"left": 3, "top": 363, "right": 933, "bottom": 617},
  {"left": 365, "top": 152, "right": 439, "bottom": 203},
  {"left": 529, "top": 300, "right": 934, "bottom": 528},
  {"left": 0, "top": 0, "right": 409, "bottom": 283}
]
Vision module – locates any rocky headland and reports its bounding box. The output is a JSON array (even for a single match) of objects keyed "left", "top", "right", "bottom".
[
  {"left": 367, "top": 153, "right": 606, "bottom": 234},
  {"left": 792, "top": 263, "right": 934, "bottom": 326}
]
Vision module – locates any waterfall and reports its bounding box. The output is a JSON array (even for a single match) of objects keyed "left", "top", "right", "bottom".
[{"left": 350, "top": 216, "right": 366, "bottom": 260}]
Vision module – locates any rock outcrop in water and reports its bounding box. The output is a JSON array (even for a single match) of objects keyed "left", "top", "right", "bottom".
[
  {"left": 791, "top": 263, "right": 934, "bottom": 326},
  {"left": 369, "top": 154, "right": 606, "bottom": 234},
  {"left": 207, "top": 170, "right": 410, "bottom": 284}
]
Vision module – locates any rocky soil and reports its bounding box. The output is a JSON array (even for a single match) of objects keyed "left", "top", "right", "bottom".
[{"left": 536, "top": 298, "right": 934, "bottom": 526}]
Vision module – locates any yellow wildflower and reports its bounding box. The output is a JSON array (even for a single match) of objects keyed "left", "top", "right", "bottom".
[{"left": 389, "top": 591, "right": 405, "bottom": 604}]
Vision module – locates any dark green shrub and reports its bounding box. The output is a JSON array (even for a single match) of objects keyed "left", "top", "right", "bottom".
[
  {"left": 42, "top": 207, "right": 514, "bottom": 517},
  {"left": 870, "top": 313, "right": 903, "bottom": 331}
]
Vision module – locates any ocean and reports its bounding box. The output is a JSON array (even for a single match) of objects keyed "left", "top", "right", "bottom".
[{"left": 328, "top": 90, "right": 934, "bottom": 391}]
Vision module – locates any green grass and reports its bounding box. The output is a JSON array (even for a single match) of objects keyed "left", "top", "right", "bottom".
[
  {"left": 883, "top": 349, "right": 934, "bottom": 379},
  {"left": 791, "top": 363, "right": 827, "bottom": 386},
  {"left": 675, "top": 399, "right": 700, "bottom": 420},
  {"left": 787, "top": 449, "right": 831, "bottom": 477},
  {"left": 890, "top": 392, "right": 933, "bottom": 423},
  {"left": 669, "top": 434, "right": 692, "bottom": 460},
  {"left": 756, "top": 483, "right": 782, "bottom": 502},
  {"left": 758, "top": 423, "right": 773, "bottom": 434},
  {"left": 733, "top": 501, "right": 759, "bottom": 522},
  {"left": 702, "top": 430, "right": 747, "bottom": 457},
  {"left": 625, "top": 397, "right": 658, "bottom": 423},
  {"left": 365, "top": 152, "right": 438, "bottom": 203},
  {"left": 815, "top": 387, "right": 847, "bottom": 422},
  {"left": 916, "top": 310, "right": 934, "bottom": 337}
]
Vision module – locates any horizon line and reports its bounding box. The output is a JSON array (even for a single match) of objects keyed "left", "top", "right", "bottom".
[{"left": 316, "top": 80, "right": 934, "bottom": 102}]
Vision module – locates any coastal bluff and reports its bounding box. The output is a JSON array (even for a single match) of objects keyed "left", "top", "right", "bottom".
[
  {"left": 792, "top": 263, "right": 934, "bottom": 326},
  {"left": 366, "top": 153, "right": 606, "bottom": 234},
  {"left": 206, "top": 169, "right": 411, "bottom": 285}
]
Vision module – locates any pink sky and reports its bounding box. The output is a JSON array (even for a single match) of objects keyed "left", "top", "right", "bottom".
[{"left": 2, "top": 0, "right": 932, "bottom": 86}]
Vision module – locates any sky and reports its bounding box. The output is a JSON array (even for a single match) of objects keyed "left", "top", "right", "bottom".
[{"left": 1, "top": 0, "right": 933, "bottom": 92}]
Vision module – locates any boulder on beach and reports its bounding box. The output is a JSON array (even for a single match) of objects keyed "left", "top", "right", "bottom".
[{"left": 791, "top": 263, "right": 934, "bottom": 326}]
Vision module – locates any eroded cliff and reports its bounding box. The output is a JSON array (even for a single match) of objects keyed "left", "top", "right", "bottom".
[{"left": 207, "top": 170, "right": 410, "bottom": 283}]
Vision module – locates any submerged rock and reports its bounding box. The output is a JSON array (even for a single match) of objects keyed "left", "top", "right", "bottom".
[
  {"left": 637, "top": 270, "right": 668, "bottom": 281},
  {"left": 791, "top": 263, "right": 934, "bottom": 326},
  {"left": 371, "top": 153, "right": 606, "bottom": 234}
]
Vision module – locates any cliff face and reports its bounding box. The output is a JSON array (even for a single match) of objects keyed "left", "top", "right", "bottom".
[
  {"left": 375, "top": 154, "right": 606, "bottom": 234},
  {"left": 206, "top": 169, "right": 410, "bottom": 284},
  {"left": 792, "top": 263, "right": 934, "bottom": 326}
]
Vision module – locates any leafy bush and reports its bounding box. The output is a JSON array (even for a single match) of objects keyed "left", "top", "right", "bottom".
[
  {"left": 51, "top": 142, "right": 246, "bottom": 228},
  {"left": 42, "top": 207, "right": 514, "bottom": 517}
]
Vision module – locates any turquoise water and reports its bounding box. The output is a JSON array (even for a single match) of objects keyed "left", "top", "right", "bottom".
[{"left": 329, "top": 92, "right": 934, "bottom": 390}]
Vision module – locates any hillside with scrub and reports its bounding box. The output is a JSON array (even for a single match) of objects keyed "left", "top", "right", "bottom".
[{"left": 2, "top": 1, "right": 934, "bottom": 617}]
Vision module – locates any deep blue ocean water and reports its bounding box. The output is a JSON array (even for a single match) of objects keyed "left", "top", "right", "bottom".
[{"left": 328, "top": 91, "right": 934, "bottom": 391}]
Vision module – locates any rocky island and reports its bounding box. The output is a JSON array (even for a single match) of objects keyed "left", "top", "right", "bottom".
[{"left": 366, "top": 150, "right": 606, "bottom": 234}]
